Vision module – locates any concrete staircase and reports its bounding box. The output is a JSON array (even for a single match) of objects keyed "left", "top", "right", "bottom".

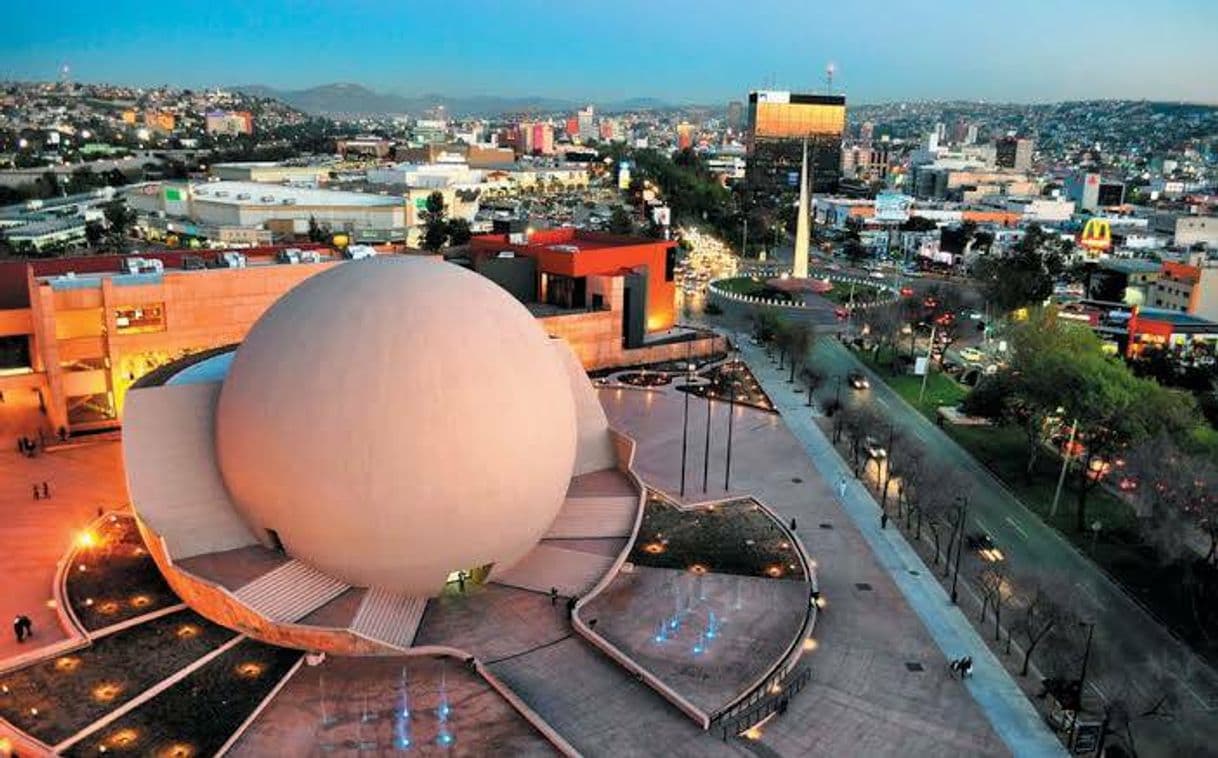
[
  {"left": 233, "top": 560, "right": 350, "bottom": 622},
  {"left": 494, "top": 544, "right": 616, "bottom": 598},
  {"left": 349, "top": 588, "right": 429, "bottom": 649},
  {"left": 544, "top": 469, "right": 639, "bottom": 540}
]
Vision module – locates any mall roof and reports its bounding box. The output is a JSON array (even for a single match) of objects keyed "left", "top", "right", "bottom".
[{"left": 191, "top": 181, "right": 402, "bottom": 208}]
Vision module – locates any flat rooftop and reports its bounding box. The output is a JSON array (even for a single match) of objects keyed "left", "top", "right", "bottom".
[
  {"left": 1137, "top": 308, "right": 1218, "bottom": 327},
  {"left": 191, "top": 181, "right": 402, "bottom": 208}
]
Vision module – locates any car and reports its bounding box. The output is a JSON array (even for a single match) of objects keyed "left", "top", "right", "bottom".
[
  {"left": 848, "top": 371, "right": 870, "bottom": 390},
  {"left": 900, "top": 286, "right": 915, "bottom": 297},
  {"left": 966, "top": 531, "right": 1005, "bottom": 562},
  {"left": 869, "top": 270, "right": 886, "bottom": 280},
  {"left": 959, "top": 347, "right": 986, "bottom": 363},
  {"left": 863, "top": 436, "right": 888, "bottom": 459}
]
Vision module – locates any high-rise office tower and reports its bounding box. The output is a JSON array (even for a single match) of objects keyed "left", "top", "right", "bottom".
[
  {"left": 995, "top": 136, "right": 1034, "bottom": 172},
  {"left": 744, "top": 90, "right": 846, "bottom": 203},
  {"left": 577, "top": 106, "right": 596, "bottom": 141}
]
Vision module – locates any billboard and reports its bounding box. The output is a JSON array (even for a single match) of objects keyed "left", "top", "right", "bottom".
[
  {"left": 1078, "top": 217, "right": 1112, "bottom": 257},
  {"left": 875, "top": 192, "right": 912, "bottom": 223}
]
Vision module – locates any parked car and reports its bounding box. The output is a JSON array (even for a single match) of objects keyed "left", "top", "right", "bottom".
[
  {"left": 959, "top": 347, "right": 986, "bottom": 363},
  {"left": 848, "top": 371, "right": 870, "bottom": 390}
]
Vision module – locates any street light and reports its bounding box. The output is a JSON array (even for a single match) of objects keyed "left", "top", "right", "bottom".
[
  {"left": 1077, "top": 620, "right": 1096, "bottom": 704},
  {"left": 724, "top": 355, "right": 738, "bottom": 491},
  {"left": 950, "top": 494, "right": 969, "bottom": 604},
  {"left": 680, "top": 362, "right": 695, "bottom": 497},
  {"left": 702, "top": 386, "right": 713, "bottom": 494}
]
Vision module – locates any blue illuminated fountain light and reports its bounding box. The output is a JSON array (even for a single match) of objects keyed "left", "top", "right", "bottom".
[{"left": 652, "top": 574, "right": 728, "bottom": 656}]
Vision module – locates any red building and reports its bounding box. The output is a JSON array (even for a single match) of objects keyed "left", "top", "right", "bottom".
[{"left": 469, "top": 228, "right": 678, "bottom": 336}]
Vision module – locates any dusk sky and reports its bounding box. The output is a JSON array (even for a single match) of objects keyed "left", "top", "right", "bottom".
[{"left": 5, "top": 0, "right": 1218, "bottom": 104}]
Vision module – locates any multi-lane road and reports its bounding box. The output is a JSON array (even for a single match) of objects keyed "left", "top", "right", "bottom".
[{"left": 805, "top": 337, "right": 1218, "bottom": 755}]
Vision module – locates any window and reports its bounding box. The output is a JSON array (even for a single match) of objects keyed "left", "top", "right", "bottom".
[{"left": 114, "top": 304, "right": 166, "bottom": 334}]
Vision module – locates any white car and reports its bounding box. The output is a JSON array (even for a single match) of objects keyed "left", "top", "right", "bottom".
[{"left": 959, "top": 347, "right": 986, "bottom": 363}]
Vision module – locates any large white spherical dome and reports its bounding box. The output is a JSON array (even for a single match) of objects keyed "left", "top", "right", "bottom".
[{"left": 214, "top": 257, "right": 578, "bottom": 596}]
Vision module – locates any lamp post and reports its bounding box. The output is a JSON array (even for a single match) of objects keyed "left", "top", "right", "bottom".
[
  {"left": 1077, "top": 620, "right": 1096, "bottom": 703},
  {"left": 680, "top": 362, "right": 694, "bottom": 497},
  {"left": 724, "top": 356, "right": 738, "bottom": 491},
  {"left": 950, "top": 494, "right": 969, "bottom": 604},
  {"left": 702, "top": 387, "right": 713, "bottom": 494}
]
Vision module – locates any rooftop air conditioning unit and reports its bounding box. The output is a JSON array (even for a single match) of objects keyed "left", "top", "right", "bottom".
[
  {"left": 236, "top": 193, "right": 251, "bottom": 200},
  {"left": 281, "top": 198, "right": 296, "bottom": 205},
  {"left": 261, "top": 195, "right": 275, "bottom": 202}
]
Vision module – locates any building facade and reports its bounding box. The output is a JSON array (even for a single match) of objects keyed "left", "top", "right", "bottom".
[{"left": 745, "top": 90, "right": 846, "bottom": 202}]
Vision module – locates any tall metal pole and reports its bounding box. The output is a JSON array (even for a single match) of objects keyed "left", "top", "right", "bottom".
[
  {"left": 918, "top": 325, "right": 937, "bottom": 404},
  {"left": 742, "top": 217, "right": 748, "bottom": 259},
  {"left": 1051, "top": 418, "right": 1078, "bottom": 519},
  {"left": 1078, "top": 622, "right": 1095, "bottom": 699},
  {"left": 702, "top": 391, "right": 712, "bottom": 494},
  {"left": 950, "top": 495, "right": 968, "bottom": 604},
  {"left": 724, "top": 362, "right": 736, "bottom": 491},
  {"left": 680, "top": 367, "right": 691, "bottom": 497}
]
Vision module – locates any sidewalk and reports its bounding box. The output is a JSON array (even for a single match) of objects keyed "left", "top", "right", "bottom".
[{"left": 736, "top": 337, "right": 1065, "bottom": 758}]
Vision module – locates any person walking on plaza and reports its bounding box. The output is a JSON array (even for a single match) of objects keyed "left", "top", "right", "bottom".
[
  {"left": 789, "top": 518, "right": 797, "bottom": 531},
  {"left": 837, "top": 475, "right": 847, "bottom": 498},
  {"left": 549, "top": 587, "right": 559, "bottom": 607},
  {"left": 41, "top": 481, "right": 50, "bottom": 499},
  {"left": 13, "top": 616, "right": 24, "bottom": 643},
  {"left": 32, "top": 483, "right": 40, "bottom": 501}
]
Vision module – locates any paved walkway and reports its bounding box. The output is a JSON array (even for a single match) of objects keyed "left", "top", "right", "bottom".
[
  {"left": 735, "top": 337, "right": 1064, "bottom": 758},
  {"left": 0, "top": 443, "right": 129, "bottom": 665}
]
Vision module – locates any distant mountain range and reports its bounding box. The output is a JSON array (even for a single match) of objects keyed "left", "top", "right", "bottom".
[{"left": 234, "top": 83, "right": 677, "bottom": 117}]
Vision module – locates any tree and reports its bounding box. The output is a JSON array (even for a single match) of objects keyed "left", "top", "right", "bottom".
[
  {"left": 841, "top": 405, "right": 880, "bottom": 477},
  {"left": 785, "top": 321, "right": 815, "bottom": 383},
  {"left": 971, "top": 224, "right": 1066, "bottom": 313},
  {"left": 976, "top": 566, "right": 1008, "bottom": 639},
  {"left": 446, "top": 217, "right": 472, "bottom": 246},
  {"left": 843, "top": 238, "right": 868, "bottom": 265},
  {"left": 421, "top": 191, "right": 448, "bottom": 252},
  {"left": 1014, "top": 574, "right": 1076, "bottom": 676},
  {"left": 608, "top": 206, "right": 634, "bottom": 235},
  {"left": 84, "top": 220, "right": 105, "bottom": 248},
  {"left": 102, "top": 200, "right": 136, "bottom": 254},
  {"left": 800, "top": 366, "right": 823, "bottom": 408}
]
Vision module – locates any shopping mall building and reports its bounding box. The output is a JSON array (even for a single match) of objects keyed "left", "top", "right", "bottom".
[{"left": 0, "top": 234, "right": 717, "bottom": 438}]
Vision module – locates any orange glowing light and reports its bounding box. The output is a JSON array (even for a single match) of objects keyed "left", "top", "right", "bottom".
[
  {"left": 107, "top": 728, "right": 139, "bottom": 748},
  {"left": 642, "top": 542, "right": 665, "bottom": 555},
  {"left": 803, "top": 637, "right": 819, "bottom": 652},
  {"left": 55, "top": 656, "right": 81, "bottom": 672},
  {"left": 76, "top": 531, "right": 97, "bottom": 549},
  {"left": 130, "top": 595, "right": 151, "bottom": 608},
  {"left": 99, "top": 601, "right": 120, "bottom": 615},
  {"left": 93, "top": 682, "right": 123, "bottom": 702},
  {"left": 176, "top": 624, "right": 199, "bottom": 639},
  {"left": 688, "top": 564, "right": 709, "bottom": 575},
  {"left": 236, "top": 662, "right": 265, "bottom": 678},
  {"left": 158, "top": 742, "right": 196, "bottom": 758},
  {"left": 765, "top": 565, "right": 783, "bottom": 578}
]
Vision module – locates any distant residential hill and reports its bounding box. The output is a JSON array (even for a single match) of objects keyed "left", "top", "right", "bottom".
[{"left": 233, "top": 83, "right": 677, "bottom": 117}]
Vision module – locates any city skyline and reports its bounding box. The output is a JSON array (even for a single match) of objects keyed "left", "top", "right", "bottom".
[{"left": 5, "top": 0, "right": 1218, "bottom": 105}]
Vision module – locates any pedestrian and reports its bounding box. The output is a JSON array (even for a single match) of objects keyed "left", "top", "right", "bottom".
[
  {"left": 456, "top": 571, "right": 466, "bottom": 593},
  {"left": 837, "top": 475, "right": 847, "bottom": 498},
  {"left": 549, "top": 587, "right": 559, "bottom": 607},
  {"left": 19, "top": 616, "right": 32, "bottom": 640},
  {"left": 881, "top": 511, "right": 889, "bottom": 529},
  {"left": 13, "top": 616, "right": 24, "bottom": 643},
  {"left": 962, "top": 656, "right": 973, "bottom": 679},
  {"left": 32, "top": 483, "right": 40, "bottom": 501},
  {"left": 789, "top": 518, "right": 797, "bottom": 531},
  {"left": 41, "top": 481, "right": 50, "bottom": 499}
]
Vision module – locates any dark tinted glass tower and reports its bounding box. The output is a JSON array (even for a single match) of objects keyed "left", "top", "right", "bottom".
[{"left": 745, "top": 90, "right": 846, "bottom": 206}]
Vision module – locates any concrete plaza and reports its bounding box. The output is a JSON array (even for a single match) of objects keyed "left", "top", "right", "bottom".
[
  {"left": 599, "top": 376, "right": 1011, "bottom": 756},
  {"left": 0, "top": 443, "right": 129, "bottom": 664}
]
